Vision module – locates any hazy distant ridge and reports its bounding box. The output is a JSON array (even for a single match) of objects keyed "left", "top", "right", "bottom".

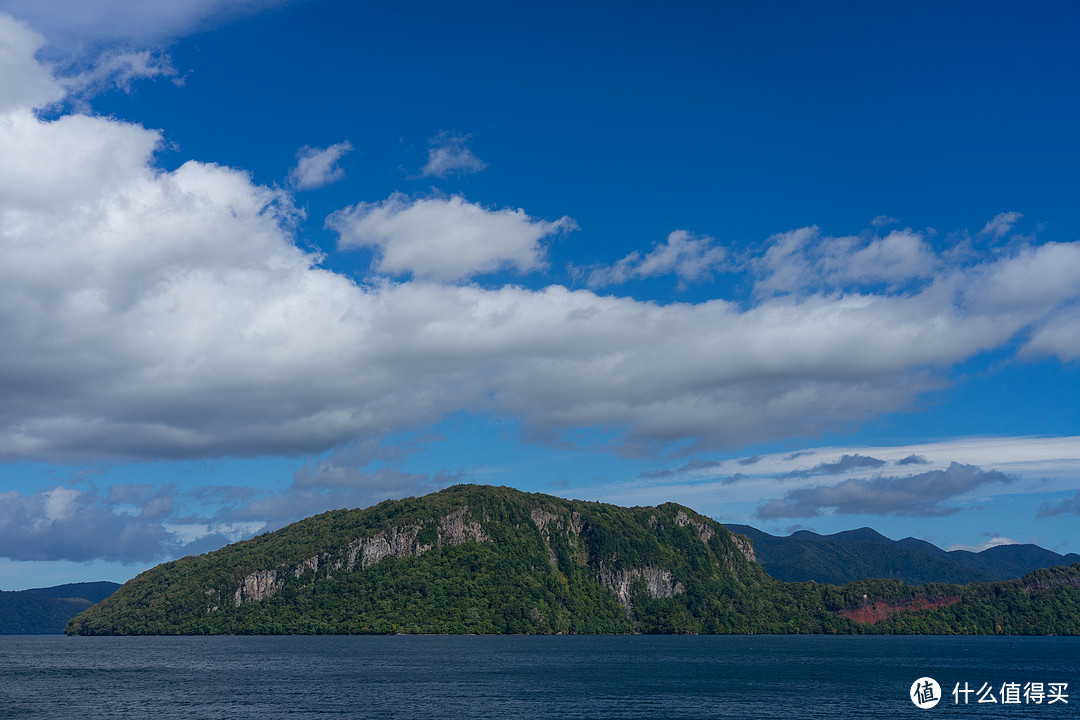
[
  {"left": 0, "top": 582, "right": 121, "bottom": 634},
  {"left": 725, "top": 525, "right": 1080, "bottom": 585}
]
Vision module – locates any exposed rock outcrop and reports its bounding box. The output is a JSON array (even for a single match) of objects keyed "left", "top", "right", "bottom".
[
  {"left": 598, "top": 561, "right": 685, "bottom": 610},
  {"left": 345, "top": 524, "right": 428, "bottom": 572},
  {"left": 233, "top": 569, "right": 283, "bottom": 607},
  {"left": 530, "top": 508, "right": 560, "bottom": 533},
  {"left": 293, "top": 554, "right": 321, "bottom": 578},
  {"left": 675, "top": 510, "right": 714, "bottom": 545},
  {"left": 1024, "top": 575, "right": 1080, "bottom": 595},
  {"left": 530, "top": 508, "right": 561, "bottom": 566},
  {"left": 231, "top": 507, "right": 490, "bottom": 607},
  {"left": 730, "top": 534, "right": 756, "bottom": 565},
  {"left": 439, "top": 507, "right": 488, "bottom": 546}
]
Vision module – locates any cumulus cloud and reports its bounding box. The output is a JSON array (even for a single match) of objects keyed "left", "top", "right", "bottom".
[
  {"left": 328, "top": 193, "right": 577, "bottom": 281},
  {"left": 0, "top": 484, "right": 179, "bottom": 562},
  {"left": 1019, "top": 305, "right": 1080, "bottom": 362},
  {"left": 755, "top": 226, "right": 938, "bottom": 295},
  {"left": 756, "top": 463, "right": 1013, "bottom": 519},
  {"left": 979, "top": 211, "right": 1022, "bottom": 240},
  {"left": 290, "top": 141, "right": 353, "bottom": 190},
  {"left": 588, "top": 230, "right": 728, "bottom": 288},
  {"left": 421, "top": 132, "right": 487, "bottom": 178},
  {"left": 2, "top": 21, "right": 1080, "bottom": 471},
  {"left": 0, "top": 15, "right": 65, "bottom": 111}
]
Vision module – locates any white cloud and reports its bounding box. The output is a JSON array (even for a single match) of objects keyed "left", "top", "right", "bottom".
[
  {"left": 1022, "top": 305, "right": 1080, "bottom": 361},
  {"left": 965, "top": 241, "right": 1080, "bottom": 317},
  {"left": 290, "top": 141, "right": 353, "bottom": 190},
  {"left": 0, "top": 15, "right": 64, "bottom": 111},
  {"left": 588, "top": 230, "right": 727, "bottom": 288},
  {"left": 753, "top": 226, "right": 819, "bottom": 296},
  {"left": 421, "top": 132, "right": 487, "bottom": 178},
  {"left": 327, "top": 193, "right": 577, "bottom": 281},
  {"left": 2, "top": 22, "right": 1080, "bottom": 473},
  {"left": 979, "top": 211, "right": 1022, "bottom": 239},
  {"left": 820, "top": 229, "right": 938, "bottom": 286},
  {"left": 755, "top": 226, "right": 938, "bottom": 295}
]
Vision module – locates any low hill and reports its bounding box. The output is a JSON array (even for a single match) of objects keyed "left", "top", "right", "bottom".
[
  {"left": 0, "top": 582, "right": 121, "bottom": 634},
  {"left": 67, "top": 485, "right": 1080, "bottom": 636},
  {"left": 725, "top": 524, "right": 1080, "bottom": 585}
]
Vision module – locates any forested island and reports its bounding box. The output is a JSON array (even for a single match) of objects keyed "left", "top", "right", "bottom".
[{"left": 66, "top": 485, "right": 1080, "bottom": 636}]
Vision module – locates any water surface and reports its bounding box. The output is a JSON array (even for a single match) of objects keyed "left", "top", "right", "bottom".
[{"left": 1, "top": 635, "right": 1076, "bottom": 719}]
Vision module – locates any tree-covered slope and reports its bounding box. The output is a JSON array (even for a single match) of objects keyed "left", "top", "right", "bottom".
[
  {"left": 67, "top": 485, "right": 774, "bottom": 635},
  {"left": 0, "top": 582, "right": 121, "bottom": 634},
  {"left": 66, "top": 486, "right": 1080, "bottom": 636}
]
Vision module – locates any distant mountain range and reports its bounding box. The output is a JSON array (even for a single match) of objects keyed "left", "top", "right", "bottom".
[
  {"left": 724, "top": 525, "right": 1080, "bottom": 585},
  {"left": 0, "top": 582, "right": 121, "bottom": 634}
]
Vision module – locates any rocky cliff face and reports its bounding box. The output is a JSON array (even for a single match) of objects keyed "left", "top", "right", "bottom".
[
  {"left": 234, "top": 569, "right": 283, "bottom": 606},
  {"left": 230, "top": 506, "right": 490, "bottom": 607},
  {"left": 220, "top": 492, "right": 758, "bottom": 621},
  {"left": 729, "top": 534, "right": 756, "bottom": 565},
  {"left": 67, "top": 484, "right": 775, "bottom": 635},
  {"left": 597, "top": 562, "right": 685, "bottom": 609}
]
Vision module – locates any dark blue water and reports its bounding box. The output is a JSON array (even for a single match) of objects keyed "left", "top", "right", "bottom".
[{"left": 0, "top": 635, "right": 1076, "bottom": 719}]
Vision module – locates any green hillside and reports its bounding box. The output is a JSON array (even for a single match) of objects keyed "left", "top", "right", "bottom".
[
  {"left": 66, "top": 485, "right": 1080, "bottom": 636},
  {"left": 0, "top": 582, "right": 121, "bottom": 634}
]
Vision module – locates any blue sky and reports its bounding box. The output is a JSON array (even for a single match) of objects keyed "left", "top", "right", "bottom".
[{"left": 1, "top": 0, "right": 1079, "bottom": 589}]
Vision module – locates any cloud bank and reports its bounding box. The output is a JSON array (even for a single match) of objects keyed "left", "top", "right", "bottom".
[
  {"left": 2, "top": 14, "right": 1080, "bottom": 475},
  {"left": 757, "top": 463, "right": 1013, "bottom": 519}
]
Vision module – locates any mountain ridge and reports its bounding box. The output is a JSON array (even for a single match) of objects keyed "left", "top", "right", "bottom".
[
  {"left": 0, "top": 582, "right": 121, "bottom": 634},
  {"left": 725, "top": 524, "right": 1080, "bottom": 585},
  {"left": 67, "top": 485, "right": 1080, "bottom": 636}
]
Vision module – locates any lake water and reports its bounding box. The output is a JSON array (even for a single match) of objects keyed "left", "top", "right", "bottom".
[{"left": 0, "top": 635, "right": 1076, "bottom": 719}]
